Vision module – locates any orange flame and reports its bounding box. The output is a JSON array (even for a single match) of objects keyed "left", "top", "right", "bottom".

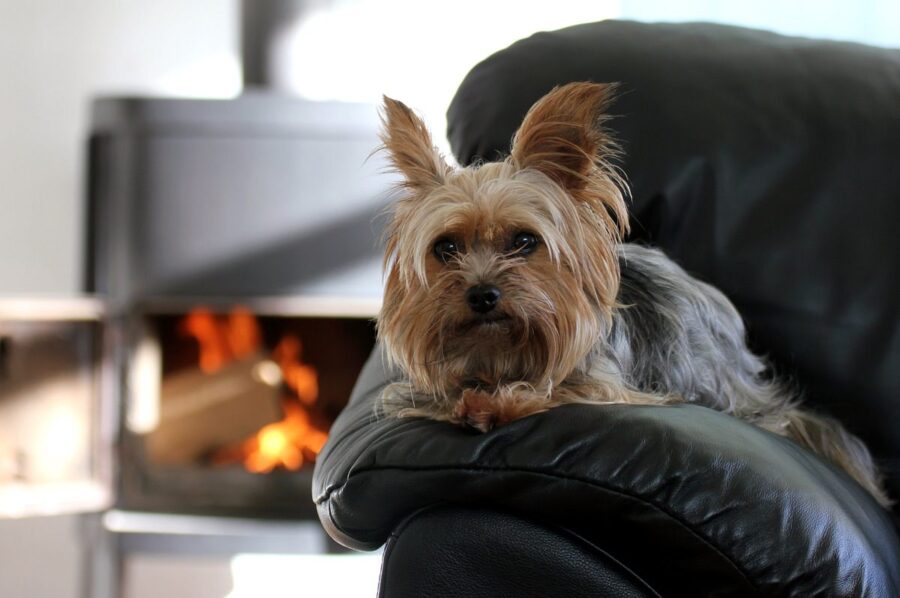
[
  {"left": 226, "top": 307, "right": 262, "bottom": 360},
  {"left": 180, "top": 307, "right": 262, "bottom": 373},
  {"left": 273, "top": 334, "right": 318, "bottom": 407},
  {"left": 180, "top": 307, "right": 327, "bottom": 472},
  {"left": 241, "top": 401, "right": 328, "bottom": 473}
]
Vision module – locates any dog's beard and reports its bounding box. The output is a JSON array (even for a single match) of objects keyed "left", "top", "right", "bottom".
[
  {"left": 380, "top": 265, "right": 605, "bottom": 399},
  {"left": 433, "top": 306, "right": 534, "bottom": 389}
]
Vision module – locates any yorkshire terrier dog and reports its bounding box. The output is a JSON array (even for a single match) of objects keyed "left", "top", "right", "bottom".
[{"left": 375, "top": 82, "right": 889, "bottom": 507}]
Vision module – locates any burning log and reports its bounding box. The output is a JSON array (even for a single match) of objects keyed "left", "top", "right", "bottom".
[
  {"left": 212, "top": 334, "right": 327, "bottom": 473},
  {"left": 147, "top": 306, "right": 330, "bottom": 472},
  {"left": 146, "top": 354, "right": 282, "bottom": 465}
]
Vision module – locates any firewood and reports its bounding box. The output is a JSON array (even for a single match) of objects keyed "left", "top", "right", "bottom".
[{"left": 146, "top": 354, "right": 282, "bottom": 465}]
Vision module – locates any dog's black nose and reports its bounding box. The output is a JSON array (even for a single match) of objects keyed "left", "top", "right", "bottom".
[{"left": 466, "top": 284, "right": 501, "bottom": 313}]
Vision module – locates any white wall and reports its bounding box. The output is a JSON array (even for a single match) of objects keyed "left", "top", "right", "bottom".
[{"left": 0, "top": 0, "right": 239, "bottom": 294}]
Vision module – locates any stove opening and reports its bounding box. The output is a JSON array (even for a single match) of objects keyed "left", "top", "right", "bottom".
[{"left": 121, "top": 304, "right": 376, "bottom": 518}]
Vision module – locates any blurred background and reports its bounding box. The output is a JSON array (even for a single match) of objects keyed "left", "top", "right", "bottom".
[
  {"left": 0, "top": 1, "right": 896, "bottom": 597},
  {"left": 1, "top": 0, "right": 898, "bottom": 296}
]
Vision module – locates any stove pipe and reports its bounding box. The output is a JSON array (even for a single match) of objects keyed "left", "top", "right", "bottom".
[{"left": 240, "top": 0, "right": 334, "bottom": 90}]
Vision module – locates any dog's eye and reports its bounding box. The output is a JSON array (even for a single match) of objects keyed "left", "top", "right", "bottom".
[
  {"left": 433, "top": 238, "right": 459, "bottom": 263},
  {"left": 511, "top": 232, "right": 539, "bottom": 255}
]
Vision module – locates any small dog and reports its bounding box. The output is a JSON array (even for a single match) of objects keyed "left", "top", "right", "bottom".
[{"left": 375, "top": 82, "right": 890, "bottom": 507}]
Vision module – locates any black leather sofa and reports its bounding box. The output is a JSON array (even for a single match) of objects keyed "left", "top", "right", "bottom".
[{"left": 313, "top": 21, "right": 900, "bottom": 596}]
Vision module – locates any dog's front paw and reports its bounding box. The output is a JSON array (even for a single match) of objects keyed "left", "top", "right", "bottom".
[
  {"left": 454, "top": 388, "right": 501, "bottom": 432},
  {"left": 454, "top": 387, "right": 553, "bottom": 432}
]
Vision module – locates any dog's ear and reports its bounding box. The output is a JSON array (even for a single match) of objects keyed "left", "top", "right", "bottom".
[
  {"left": 511, "top": 82, "right": 620, "bottom": 195},
  {"left": 512, "top": 82, "right": 628, "bottom": 312},
  {"left": 380, "top": 96, "right": 451, "bottom": 192}
]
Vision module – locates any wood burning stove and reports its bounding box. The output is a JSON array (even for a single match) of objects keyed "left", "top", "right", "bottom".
[
  {"left": 69, "top": 92, "right": 395, "bottom": 596},
  {"left": 84, "top": 94, "right": 392, "bottom": 525}
]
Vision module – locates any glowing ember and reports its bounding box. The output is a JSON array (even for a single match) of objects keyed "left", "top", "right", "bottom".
[
  {"left": 240, "top": 402, "right": 328, "bottom": 473},
  {"left": 180, "top": 307, "right": 328, "bottom": 473}
]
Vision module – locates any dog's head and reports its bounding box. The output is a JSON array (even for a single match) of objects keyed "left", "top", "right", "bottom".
[{"left": 378, "top": 82, "right": 628, "bottom": 397}]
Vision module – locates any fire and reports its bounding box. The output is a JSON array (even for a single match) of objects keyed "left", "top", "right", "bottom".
[
  {"left": 180, "top": 307, "right": 328, "bottom": 472},
  {"left": 273, "top": 334, "right": 318, "bottom": 407},
  {"left": 241, "top": 402, "right": 328, "bottom": 473},
  {"left": 180, "top": 307, "right": 261, "bottom": 373}
]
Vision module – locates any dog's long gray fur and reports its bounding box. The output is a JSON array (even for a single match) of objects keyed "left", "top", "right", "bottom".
[
  {"left": 602, "top": 244, "right": 887, "bottom": 505},
  {"left": 604, "top": 244, "right": 785, "bottom": 417}
]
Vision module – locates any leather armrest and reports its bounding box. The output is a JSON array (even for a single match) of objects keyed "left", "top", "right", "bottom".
[{"left": 313, "top": 346, "right": 900, "bottom": 596}]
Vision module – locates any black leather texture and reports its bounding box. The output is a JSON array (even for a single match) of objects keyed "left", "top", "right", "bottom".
[
  {"left": 378, "top": 507, "right": 659, "bottom": 598},
  {"left": 315, "top": 346, "right": 900, "bottom": 596},
  {"left": 314, "top": 21, "right": 900, "bottom": 597}
]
